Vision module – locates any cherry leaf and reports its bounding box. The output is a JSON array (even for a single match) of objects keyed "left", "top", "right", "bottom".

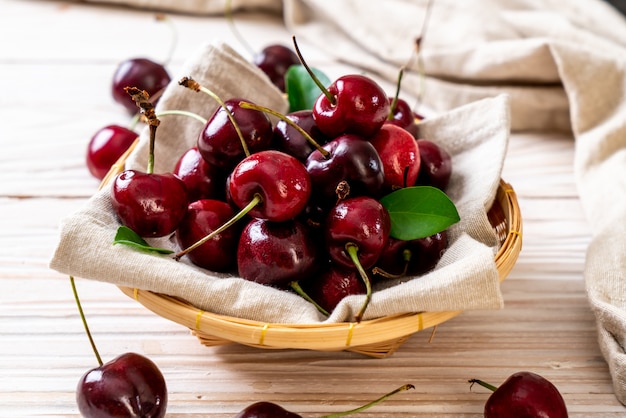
[
  {"left": 113, "top": 226, "right": 174, "bottom": 254},
  {"left": 285, "top": 65, "right": 331, "bottom": 112},
  {"left": 380, "top": 186, "right": 460, "bottom": 241}
]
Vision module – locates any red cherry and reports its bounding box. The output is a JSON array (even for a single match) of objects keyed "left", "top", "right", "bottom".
[
  {"left": 313, "top": 74, "right": 390, "bottom": 138},
  {"left": 111, "top": 58, "right": 170, "bottom": 114},
  {"left": 300, "top": 264, "right": 366, "bottom": 314},
  {"left": 253, "top": 44, "right": 300, "bottom": 92},
  {"left": 369, "top": 124, "right": 421, "bottom": 191},
  {"left": 110, "top": 170, "right": 188, "bottom": 237},
  {"left": 415, "top": 139, "right": 452, "bottom": 190},
  {"left": 76, "top": 352, "right": 167, "bottom": 418},
  {"left": 175, "top": 199, "right": 240, "bottom": 272},
  {"left": 86, "top": 125, "right": 138, "bottom": 180},
  {"left": 272, "top": 109, "right": 331, "bottom": 162},
  {"left": 386, "top": 96, "right": 419, "bottom": 138},
  {"left": 228, "top": 150, "right": 311, "bottom": 222},
  {"left": 173, "top": 147, "right": 225, "bottom": 203},
  {"left": 235, "top": 401, "right": 302, "bottom": 418},
  {"left": 374, "top": 231, "right": 448, "bottom": 278}
]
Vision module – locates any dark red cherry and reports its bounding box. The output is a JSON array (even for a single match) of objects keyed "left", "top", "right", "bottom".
[
  {"left": 235, "top": 401, "right": 301, "bottom": 418},
  {"left": 197, "top": 98, "right": 273, "bottom": 170},
  {"left": 312, "top": 74, "right": 390, "bottom": 138},
  {"left": 301, "top": 265, "right": 366, "bottom": 314},
  {"left": 237, "top": 218, "right": 320, "bottom": 286},
  {"left": 253, "top": 44, "right": 300, "bottom": 92},
  {"left": 325, "top": 196, "right": 391, "bottom": 270},
  {"left": 86, "top": 125, "right": 138, "bottom": 180},
  {"left": 173, "top": 147, "right": 225, "bottom": 202},
  {"left": 229, "top": 150, "right": 311, "bottom": 222},
  {"left": 76, "top": 352, "right": 167, "bottom": 418},
  {"left": 272, "top": 109, "right": 331, "bottom": 162},
  {"left": 415, "top": 139, "right": 452, "bottom": 190},
  {"left": 110, "top": 170, "right": 188, "bottom": 237},
  {"left": 369, "top": 124, "right": 421, "bottom": 191},
  {"left": 175, "top": 199, "right": 240, "bottom": 272},
  {"left": 305, "top": 134, "right": 385, "bottom": 205},
  {"left": 386, "top": 96, "right": 419, "bottom": 138},
  {"left": 112, "top": 58, "right": 170, "bottom": 114},
  {"left": 374, "top": 231, "right": 448, "bottom": 278}
]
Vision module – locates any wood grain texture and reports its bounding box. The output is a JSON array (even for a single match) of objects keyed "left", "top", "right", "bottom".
[{"left": 0, "top": 0, "right": 623, "bottom": 416}]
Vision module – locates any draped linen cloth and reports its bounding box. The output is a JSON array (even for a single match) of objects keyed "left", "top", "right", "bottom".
[{"left": 73, "top": 0, "right": 626, "bottom": 403}]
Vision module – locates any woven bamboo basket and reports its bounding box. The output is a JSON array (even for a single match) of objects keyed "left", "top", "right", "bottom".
[{"left": 103, "top": 140, "right": 522, "bottom": 358}]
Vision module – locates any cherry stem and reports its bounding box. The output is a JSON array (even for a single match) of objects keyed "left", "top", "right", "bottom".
[
  {"left": 291, "top": 35, "right": 336, "bottom": 105},
  {"left": 289, "top": 281, "right": 331, "bottom": 317},
  {"left": 415, "top": 0, "right": 435, "bottom": 106},
  {"left": 179, "top": 76, "right": 250, "bottom": 157},
  {"left": 224, "top": 0, "right": 256, "bottom": 56},
  {"left": 388, "top": 66, "right": 405, "bottom": 120},
  {"left": 173, "top": 194, "right": 262, "bottom": 260},
  {"left": 156, "top": 109, "right": 208, "bottom": 125},
  {"left": 372, "top": 249, "right": 411, "bottom": 279},
  {"left": 70, "top": 276, "right": 103, "bottom": 367},
  {"left": 155, "top": 14, "right": 177, "bottom": 66},
  {"left": 237, "top": 100, "right": 330, "bottom": 158},
  {"left": 124, "top": 86, "right": 160, "bottom": 174},
  {"left": 345, "top": 243, "right": 372, "bottom": 323},
  {"left": 468, "top": 379, "right": 498, "bottom": 392},
  {"left": 320, "top": 384, "right": 415, "bottom": 418}
]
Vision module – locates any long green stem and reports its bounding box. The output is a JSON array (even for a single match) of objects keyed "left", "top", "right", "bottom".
[
  {"left": 292, "top": 36, "right": 335, "bottom": 105},
  {"left": 70, "top": 276, "right": 103, "bottom": 367},
  {"left": 345, "top": 243, "right": 372, "bottom": 323},
  {"left": 388, "top": 66, "right": 405, "bottom": 120},
  {"left": 156, "top": 109, "right": 207, "bottom": 125},
  {"left": 290, "top": 281, "right": 330, "bottom": 317},
  {"left": 321, "top": 384, "right": 415, "bottom": 418},
  {"left": 224, "top": 0, "right": 256, "bottom": 57},
  {"left": 173, "top": 194, "right": 262, "bottom": 260}
]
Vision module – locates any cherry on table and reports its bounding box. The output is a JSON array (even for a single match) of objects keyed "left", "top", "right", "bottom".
[
  {"left": 112, "top": 58, "right": 171, "bottom": 114},
  {"left": 86, "top": 124, "right": 138, "bottom": 180}
]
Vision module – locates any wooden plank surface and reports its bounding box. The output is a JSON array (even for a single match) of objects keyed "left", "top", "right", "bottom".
[{"left": 1, "top": 0, "right": 624, "bottom": 416}]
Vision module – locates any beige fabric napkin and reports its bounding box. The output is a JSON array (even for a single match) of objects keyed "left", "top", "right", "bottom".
[
  {"left": 50, "top": 37, "right": 509, "bottom": 324},
  {"left": 281, "top": 0, "right": 626, "bottom": 404}
]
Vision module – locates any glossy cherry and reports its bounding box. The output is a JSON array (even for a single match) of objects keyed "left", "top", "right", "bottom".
[
  {"left": 229, "top": 150, "right": 311, "bottom": 222},
  {"left": 237, "top": 218, "right": 320, "bottom": 286},
  {"left": 305, "top": 134, "right": 385, "bottom": 205},
  {"left": 77, "top": 352, "right": 167, "bottom": 418},
  {"left": 175, "top": 199, "right": 239, "bottom": 272},
  {"left": 299, "top": 264, "right": 366, "bottom": 315},
  {"left": 173, "top": 147, "right": 225, "bottom": 202},
  {"left": 112, "top": 58, "right": 170, "bottom": 114},
  {"left": 197, "top": 98, "right": 273, "bottom": 170},
  {"left": 470, "top": 371, "right": 568, "bottom": 418},
  {"left": 86, "top": 125, "right": 138, "bottom": 180},
  {"left": 235, "top": 401, "right": 301, "bottom": 418},
  {"left": 374, "top": 231, "right": 448, "bottom": 279},
  {"left": 272, "top": 109, "right": 331, "bottom": 162},
  {"left": 312, "top": 73, "right": 390, "bottom": 138},
  {"left": 253, "top": 44, "right": 300, "bottom": 92},
  {"left": 386, "top": 96, "right": 419, "bottom": 138},
  {"left": 111, "top": 170, "right": 188, "bottom": 238},
  {"left": 415, "top": 139, "right": 452, "bottom": 190},
  {"left": 369, "top": 123, "right": 421, "bottom": 192}
]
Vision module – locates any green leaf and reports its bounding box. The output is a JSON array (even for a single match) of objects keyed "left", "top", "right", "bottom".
[
  {"left": 285, "top": 65, "right": 331, "bottom": 112},
  {"left": 380, "top": 186, "right": 460, "bottom": 241},
  {"left": 113, "top": 226, "right": 174, "bottom": 254}
]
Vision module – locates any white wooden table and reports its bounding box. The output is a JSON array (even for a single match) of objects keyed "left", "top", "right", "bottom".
[{"left": 1, "top": 0, "right": 624, "bottom": 416}]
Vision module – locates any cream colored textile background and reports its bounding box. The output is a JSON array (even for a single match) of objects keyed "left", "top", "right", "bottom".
[{"left": 80, "top": 0, "right": 626, "bottom": 404}]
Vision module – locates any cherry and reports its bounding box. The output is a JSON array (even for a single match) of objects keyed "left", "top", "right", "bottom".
[
  {"left": 197, "top": 97, "right": 273, "bottom": 170},
  {"left": 86, "top": 124, "right": 138, "bottom": 180},
  {"left": 415, "top": 139, "right": 452, "bottom": 190},
  {"left": 70, "top": 276, "right": 167, "bottom": 418},
  {"left": 110, "top": 87, "right": 188, "bottom": 238},
  {"left": 175, "top": 199, "right": 240, "bottom": 272},
  {"left": 373, "top": 231, "right": 448, "bottom": 279},
  {"left": 369, "top": 123, "right": 421, "bottom": 192},
  {"left": 237, "top": 218, "right": 320, "bottom": 286},
  {"left": 77, "top": 352, "right": 168, "bottom": 418},
  {"left": 470, "top": 371, "right": 568, "bottom": 418},
  {"left": 173, "top": 146, "right": 226, "bottom": 202},
  {"left": 291, "top": 36, "right": 390, "bottom": 138},
  {"left": 324, "top": 196, "right": 391, "bottom": 321},
  {"left": 112, "top": 58, "right": 171, "bottom": 114},
  {"left": 253, "top": 44, "right": 300, "bottom": 92},
  {"left": 228, "top": 150, "right": 311, "bottom": 222},
  {"left": 305, "top": 134, "right": 385, "bottom": 205},
  {"left": 296, "top": 264, "right": 366, "bottom": 316},
  {"left": 386, "top": 96, "right": 419, "bottom": 138},
  {"left": 272, "top": 109, "right": 331, "bottom": 162}
]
